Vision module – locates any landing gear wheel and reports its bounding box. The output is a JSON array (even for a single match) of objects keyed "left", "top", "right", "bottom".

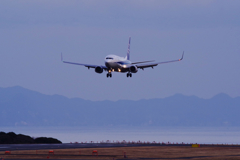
[
  {"left": 107, "top": 73, "right": 112, "bottom": 78},
  {"left": 127, "top": 73, "right": 132, "bottom": 77}
]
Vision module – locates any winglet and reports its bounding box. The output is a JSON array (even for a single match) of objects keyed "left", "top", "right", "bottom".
[{"left": 179, "top": 51, "right": 184, "bottom": 61}]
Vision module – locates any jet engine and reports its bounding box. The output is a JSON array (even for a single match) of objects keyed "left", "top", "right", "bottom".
[
  {"left": 129, "top": 65, "right": 138, "bottom": 73},
  {"left": 95, "top": 66, "right": 103, "bottom": 74}
]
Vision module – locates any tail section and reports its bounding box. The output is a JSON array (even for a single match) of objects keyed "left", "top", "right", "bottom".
[{"left": 126, "top": 37, "right": 131, "bottom": 60}]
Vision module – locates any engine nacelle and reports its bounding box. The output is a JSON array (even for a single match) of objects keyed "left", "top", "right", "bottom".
[
  {"left": 129, "top": 65, "right": 138, "bottom": 73},
  {"left": 95, "top": 66, "right": 103, "bottom": 74}
]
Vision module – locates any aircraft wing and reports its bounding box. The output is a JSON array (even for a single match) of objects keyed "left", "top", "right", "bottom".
[
  {"left": 136, "top": 52, "right": 184, "bottom": 69},
  {"left": 61, "top": 54, "right": 107, "bottom": 70},
  {"left": 131, "top": 60, "right": 155, "bottom": 64}
]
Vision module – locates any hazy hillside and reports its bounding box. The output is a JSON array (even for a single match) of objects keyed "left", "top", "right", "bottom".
[{"left": 0, "top": 86, "right": 239, "bottom": 127}]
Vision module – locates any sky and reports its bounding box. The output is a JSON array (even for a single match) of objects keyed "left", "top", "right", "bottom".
[{"left": 0, "top": 0, "right": 239, "bottom": 101}]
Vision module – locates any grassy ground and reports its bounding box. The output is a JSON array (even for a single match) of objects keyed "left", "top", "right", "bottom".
[{"left": 1, "top": 146, "right": 240, "bottom": 159}]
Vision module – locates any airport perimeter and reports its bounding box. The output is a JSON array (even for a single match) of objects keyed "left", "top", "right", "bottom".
[{"left": 1, "top": 143, "right": 240, "bottom": 160}]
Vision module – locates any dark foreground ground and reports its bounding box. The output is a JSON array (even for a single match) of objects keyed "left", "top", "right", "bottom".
[{"left": 1, "top": 143, "right": 240, "bottom": 160}]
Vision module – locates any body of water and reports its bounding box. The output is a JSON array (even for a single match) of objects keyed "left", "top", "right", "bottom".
[{"left": 1, "top": 126, "right": 240, "bottom": 144}]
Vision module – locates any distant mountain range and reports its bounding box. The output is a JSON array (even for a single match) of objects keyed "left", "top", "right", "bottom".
[{"left": 0, "top": 86, "right": 240, "bottom": 127}]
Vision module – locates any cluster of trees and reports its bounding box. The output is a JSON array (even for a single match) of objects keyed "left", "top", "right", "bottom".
[{"left": 0, "top": 132, "right": 62, "bottom": 144}]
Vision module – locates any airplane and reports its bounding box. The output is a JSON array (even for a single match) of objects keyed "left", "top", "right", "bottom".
[{"left": 61, "top": 37, "right": 184, "bottom": 78}]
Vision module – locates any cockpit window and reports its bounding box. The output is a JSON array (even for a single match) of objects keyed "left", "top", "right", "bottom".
[{"left": 106, "top": 57, "right": 113, "bottom": 59}]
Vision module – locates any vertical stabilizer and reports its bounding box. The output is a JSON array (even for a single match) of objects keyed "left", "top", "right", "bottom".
[{"left": 126, "top": 37, "right": 131, "bottom": 60}]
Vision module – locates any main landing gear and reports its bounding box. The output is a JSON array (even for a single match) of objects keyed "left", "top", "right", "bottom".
[
  {"left": 106, "top": 73, "right": 112, "bottom": 78},
  {"left": 126, "top": 72, "right": 132, "bottom": 78}
]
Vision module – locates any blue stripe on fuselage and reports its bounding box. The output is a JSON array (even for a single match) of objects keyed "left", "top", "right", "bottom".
[{"left": 116, "top": 61, "right": 131, "bottom": 65}]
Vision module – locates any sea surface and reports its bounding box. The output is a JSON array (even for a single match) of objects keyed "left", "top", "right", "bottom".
[{"left": 1, "top": 126, "right": 240, "bottom": 144}]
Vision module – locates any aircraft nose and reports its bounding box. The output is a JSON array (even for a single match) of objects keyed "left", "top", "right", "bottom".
[{"left": 105, "top": 62, "right": 110, "bottom": 68}]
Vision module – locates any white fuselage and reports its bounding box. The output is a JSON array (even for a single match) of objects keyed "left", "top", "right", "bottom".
[{"left": 104, "top": 55, "right": 131, "bottom": 73}]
